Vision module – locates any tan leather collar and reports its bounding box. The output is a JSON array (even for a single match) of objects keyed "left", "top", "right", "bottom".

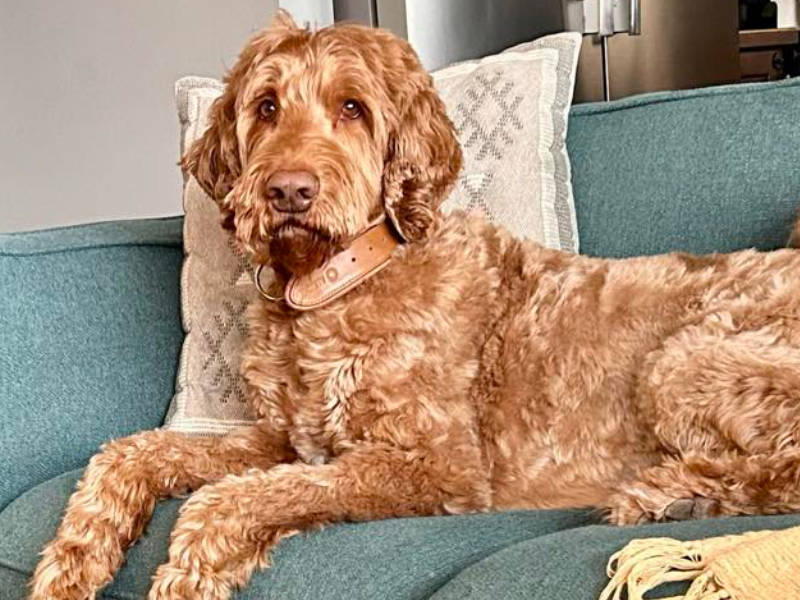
[{"left": 254, "top": 219, "right": 401, "bottom": 311}]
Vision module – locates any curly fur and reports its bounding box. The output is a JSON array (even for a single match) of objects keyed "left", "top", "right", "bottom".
[{"left": 31, "top": 12, "right": 800, "bottom": 600}]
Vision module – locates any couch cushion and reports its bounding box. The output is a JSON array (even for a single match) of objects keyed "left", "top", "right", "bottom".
[
  {"left": 431, "top": 512, "right": 800, "bottom": 599},
  {"left": 0, "top": 217, "right": 184, "bottom": 511},
  {"left": 0, "top": 469, "right": 597, "bottom": 599},
  {"left": 7, "top": 470, "right": 800, "bottom": 599},
  {"left": 567, "top": 77, "right": 800, "bottom": 258},
  {"left": 436, "top": 32, "right": 581, "bottom": 250}
]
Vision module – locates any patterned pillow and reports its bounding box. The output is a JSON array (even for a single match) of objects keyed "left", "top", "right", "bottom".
[
  {"left": 164, "top": 32, "right": 581, "bottom": 434},
  {"left": 438, "top": 33, "right": 580, "bottom": 250},
  {"left": 167, "top": 77, "right": 257, "bottom": 434}
]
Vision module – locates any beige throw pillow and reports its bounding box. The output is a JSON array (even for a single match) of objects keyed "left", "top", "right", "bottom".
[
  {"left": 165, "top": 32, "right": 581, "bottom": 434},
  {"left": 438, "top": 33, "right": 580, "bottom": 250}
]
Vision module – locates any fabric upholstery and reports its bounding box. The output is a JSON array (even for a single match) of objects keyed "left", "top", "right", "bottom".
[
  {"left": 166, "top": 78, "right": 259, "bottom": 434},
  {"left": 0, "top": 569, "right": 29, "bottom": 600},
  {"left": 437, "top": 32, "right": 581, "bottom": 249},
  {"left": 0, "top": 469, "right": 598, "bottom": 599},
  {"left": 430, "top": 513, "right": 800, "bottom": 599},
  {"left": 568, "top": 77, "right": 800, "bottom": 258},
  {"left": 167, "top": 32, "right": 583, "bottom": 435},
  {"left": 0, "top": 217, "right": 184, "bottom": 511},
  {"left": 3, "top": 471, "right": 800, "bottom": 599}
]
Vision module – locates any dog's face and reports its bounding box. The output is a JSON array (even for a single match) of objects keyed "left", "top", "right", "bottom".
[{"left": 183, "top": 11, "right": 462, "bottom": 276}]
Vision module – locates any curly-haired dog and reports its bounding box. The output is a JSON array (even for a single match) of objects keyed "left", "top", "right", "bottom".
[{"left": 32, "top": 11, "right": 800, "bottom": 600}]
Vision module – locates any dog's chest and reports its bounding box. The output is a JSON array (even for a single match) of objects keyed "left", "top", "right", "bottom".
[
  {"left": 253, "top": 298, "right": 400, "bottom": 465},
  {"left": 283, "top": 336, "right": 369, "bottom": 465},
  {"left": 287, "top": 390, "right": 348, "bottom": 465}
]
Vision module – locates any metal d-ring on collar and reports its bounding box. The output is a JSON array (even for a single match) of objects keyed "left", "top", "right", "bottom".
[{"left": 253, "top": 264, "right": 284, "bottom": 303}]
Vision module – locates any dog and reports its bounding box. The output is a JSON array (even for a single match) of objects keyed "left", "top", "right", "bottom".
[{"left": 31, "top": 11, "right": 800, "bottom": 600}]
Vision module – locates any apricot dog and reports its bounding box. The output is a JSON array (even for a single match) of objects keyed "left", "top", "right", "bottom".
[{"left": 32, "top": 12, "right": 800, "bottom": 600}]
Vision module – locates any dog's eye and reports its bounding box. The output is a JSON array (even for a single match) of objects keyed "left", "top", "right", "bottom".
[
  {"left": 258, "top": 98, "right": 278, "bottom": 121},
  {"left": 340, "top": 99, "right": 363, "bottom": 120}
]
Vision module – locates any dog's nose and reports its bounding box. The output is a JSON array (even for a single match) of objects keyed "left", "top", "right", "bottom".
[{"left": 265, "top": 170, "right": 319, "bottom": 213}]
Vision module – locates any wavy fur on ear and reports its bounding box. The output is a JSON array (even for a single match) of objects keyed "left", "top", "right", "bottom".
[
  {"left": 180, "top": 89, "right": 241, "bottom": 229},
  {"left": 382, "top": 57, "right": 462, "bottom": 242}
]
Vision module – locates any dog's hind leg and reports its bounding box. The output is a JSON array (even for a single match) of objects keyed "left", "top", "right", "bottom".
[
  {"left": 607, "top": 450, "right": 800, "bottom": 525},
  {"left": 30, "top": 422, "right": 294, "bottom": 600},
  {"left": 607, "top": 316, "right": 800, "bottom": 525}
]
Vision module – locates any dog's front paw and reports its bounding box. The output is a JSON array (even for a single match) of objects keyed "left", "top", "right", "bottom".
[
  {"left": 149, "top": 564, "right": 233, "bottom": 600},
  {"left": 29, "top": 541, "right": 110, "bottom": 600},
  {"left": 29, "top": 570, "right": 85, "bottom": 600}
]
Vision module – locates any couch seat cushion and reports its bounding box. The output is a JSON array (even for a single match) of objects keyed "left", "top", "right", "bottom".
[
  {"left": 6, "top": 470, "right": 798, "bottom": 599},
  {"left": 0, "top": 469, "right": 596, "bottom": 599},
  {"left": 431, "top": 512, "right": 800, "bottom": 599}
]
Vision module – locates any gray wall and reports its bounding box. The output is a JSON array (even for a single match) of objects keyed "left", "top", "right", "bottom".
[
  {"left": 775, "top": 0, "right": 799, "bottom": 27},
  {"left": 0, "top": 1, "right": 278, "bottom": 233}
]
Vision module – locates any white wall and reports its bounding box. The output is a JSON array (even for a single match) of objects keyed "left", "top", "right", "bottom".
[
  {"left": 776, "top": 0, "right": 800, "bottom": 27},
  {"left": 278, "top": 0, "right": 333, "bottom": 28},
  {"left": 0, "top": 0, "right": 278, "bottom": 233}
]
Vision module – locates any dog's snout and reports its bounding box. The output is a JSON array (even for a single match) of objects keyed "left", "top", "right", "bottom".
[{"left": 265, "top": 170, "right": 319, "bottom": 213}]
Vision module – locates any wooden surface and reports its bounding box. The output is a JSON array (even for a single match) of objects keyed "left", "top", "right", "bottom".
[
  {"left": 739, "top": 28, "right": 799, "bottom": 82},
  {"left": 740, "top": 28, "right": 800, "bottom": 49},
  {"left": 740, "top": 49, "right": 782, "bottom": 81}
]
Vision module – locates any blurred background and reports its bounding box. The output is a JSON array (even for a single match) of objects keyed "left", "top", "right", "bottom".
[{"left": 1, "top": 0, "right": 798, "bottom": 232}]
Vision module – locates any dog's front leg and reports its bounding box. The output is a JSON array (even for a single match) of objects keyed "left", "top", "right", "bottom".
[
  {"left": 30, "top": 422, "right": 294, "bottom": 600},
  {"left": 148, "top": 442, "right": 488, "bottom": 600}
]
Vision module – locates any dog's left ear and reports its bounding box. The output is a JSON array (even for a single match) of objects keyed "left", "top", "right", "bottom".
[{"left": 382, "top": 69, "right": 462, "bottom": 242}]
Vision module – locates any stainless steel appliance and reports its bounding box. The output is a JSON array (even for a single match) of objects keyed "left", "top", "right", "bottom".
[
  {"left": 330, "top": 0, "right": 741, "bottom": 103},
  {"left": 567, "top": 0, "right": 740, "bottom": 102},
  {"left": 333, "top": 0, "right": 565, "bottom": 70}
]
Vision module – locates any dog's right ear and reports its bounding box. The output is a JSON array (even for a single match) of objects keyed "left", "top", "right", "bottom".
[
  {"left": 181, "top": 11, "right": 301, "bottom": 230},
  {"left": 181, "top": 89, "right": 240, "bottom": 216}
]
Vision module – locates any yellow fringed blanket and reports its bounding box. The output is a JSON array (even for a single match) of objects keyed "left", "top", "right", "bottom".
[{"left": 599, "top": 525, "right": 800, "bottom": 600}]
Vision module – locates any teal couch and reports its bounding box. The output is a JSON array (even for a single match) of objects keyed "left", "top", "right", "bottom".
[{"left": 2, "top": 78, "right": 800, "bottom": 599}]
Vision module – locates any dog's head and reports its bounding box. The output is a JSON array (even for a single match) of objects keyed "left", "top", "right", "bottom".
[{"left": 182, "top": 11, "right": 462, "bottom": 276}]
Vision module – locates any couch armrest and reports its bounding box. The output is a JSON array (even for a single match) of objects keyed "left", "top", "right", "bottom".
[{"left": 0, "top": 217, "right": 185, "bottom": 510}]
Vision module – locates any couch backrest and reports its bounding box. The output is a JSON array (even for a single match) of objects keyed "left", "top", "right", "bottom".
[
  {"left": 0, "top": 217, "right": 184, "bottom": 509},
  {"left": 567, "top": 77, "right": 800, "bottom": 258}
]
